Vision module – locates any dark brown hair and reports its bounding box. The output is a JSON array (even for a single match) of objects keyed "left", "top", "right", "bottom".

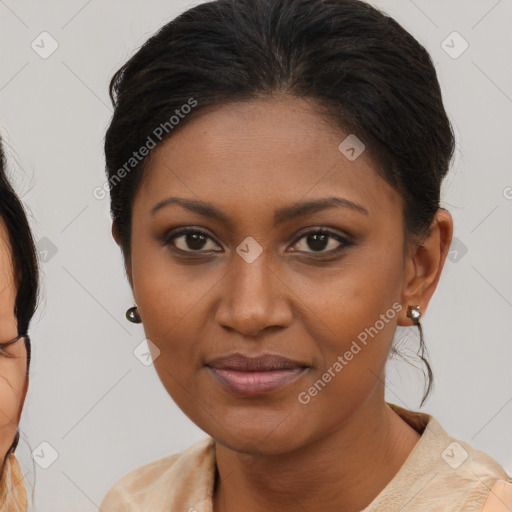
[
  {"left": 0, "top": 136, "right": 39, "bottom": 464},
  {"left": 104, "top": 0, "right": 455, "bottom": 405}
]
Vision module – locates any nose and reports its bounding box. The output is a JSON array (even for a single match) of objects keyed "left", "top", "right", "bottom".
[{"left": 214, "top": 249, "right": 293, "bottom": 337}]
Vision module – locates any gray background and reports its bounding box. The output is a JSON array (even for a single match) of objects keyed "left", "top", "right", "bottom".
[{"left": 0, "top": 0, "right": 511, "bottom": 510}]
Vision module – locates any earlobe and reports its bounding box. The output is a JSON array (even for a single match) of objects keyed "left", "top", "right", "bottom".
[{"left": 398, "top": 208, "right": 453, "bottom": 326}]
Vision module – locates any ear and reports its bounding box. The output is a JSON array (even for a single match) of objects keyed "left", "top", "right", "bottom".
[
  {"left": 398, "top": 208, "right": 453, "bottom": 326},
  {"left": 111, "top": 222, "right": 133, "bottom": 288}
]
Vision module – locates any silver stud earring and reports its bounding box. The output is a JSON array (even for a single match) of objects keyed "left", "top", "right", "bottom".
[{"left": 406, "top": 305, "right": 421, "bottom": 323}]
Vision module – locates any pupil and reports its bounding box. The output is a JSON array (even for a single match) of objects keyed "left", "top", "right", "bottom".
[
  {"left": 187, "top": 233, "right": 206, "bottom": 250},
  {"left": 308, "top": 233, "right": 328, "bottom": 251}
]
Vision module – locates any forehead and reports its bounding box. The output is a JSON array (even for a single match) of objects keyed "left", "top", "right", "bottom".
[{"left": 134, "top": 97, "right": 402, "bottom": 221}]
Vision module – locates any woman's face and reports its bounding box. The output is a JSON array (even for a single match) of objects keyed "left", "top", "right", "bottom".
[
  {"left": 0, "top": 218, "right": 26, "bottom": 461},
  {"left": 126, "top": 96, "right": 421, "bottom": 454}
]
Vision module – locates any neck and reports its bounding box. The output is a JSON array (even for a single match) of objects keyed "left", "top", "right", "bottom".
[{"left": 213, "top": 396, "right": 421, "bottom": 512}]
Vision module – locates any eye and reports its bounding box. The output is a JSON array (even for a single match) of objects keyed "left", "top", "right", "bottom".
[
  {"left": 0, "top": 345, "right": 11, "bottom": 357},
  {"left": 162, "top": 227, "right": 352, "bottom": 256},
  {"left": 163, "top": 229, "right": 222, "bottom": 253},
  {"left": 0, "top": 335, "right": 23, "bottom": 358},
  {"left": 288, "top": 229, "right": 351, "bottom": 254}
]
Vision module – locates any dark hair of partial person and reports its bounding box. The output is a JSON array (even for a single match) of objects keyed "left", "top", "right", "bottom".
[
  {"left": 0, "top": 138, "right": 39, "bottom": 371},
  {"left": 0, "top": 137, "right": 39, "bottom": 478},
  {"left": 103, "top": 0, "right": 456, "bottom": 406}
]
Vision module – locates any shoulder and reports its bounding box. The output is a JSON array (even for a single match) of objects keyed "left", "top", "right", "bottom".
[
  {"left": 378, "top": 404, "right": 512, "bottom": 511},
  {"left": 481, "top": 479, "right": 512, "bottom": 511},
  {"left": 420, "top": 418, "right": 512, "bottom": 510},
  {"left": 422, "top": 421, "right": 512, "bottom": 511},
  {"left": 98, "top": 437, "right": 216, "bottom": 512}
]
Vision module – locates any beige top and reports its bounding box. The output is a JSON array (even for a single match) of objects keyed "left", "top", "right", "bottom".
[{"left": 100, "top": 403, "right": 512, "bottom": 512}]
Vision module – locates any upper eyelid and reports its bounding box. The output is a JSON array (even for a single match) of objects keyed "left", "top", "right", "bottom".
[
  {"left": 0, "top": 335, "right": 23, "bottom": 357},
  {"left": 0, "top": 334, "right": 24, "bottom": 347},
  {"left": 165, "top": 227, "right": 221, "bottom": 248},
  {"left": 290, "top": 227, "right": 349, "bottom": 243}
]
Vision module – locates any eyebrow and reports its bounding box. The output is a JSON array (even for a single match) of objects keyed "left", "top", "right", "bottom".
[{"left": 151, "top": 196, "right": 369, "bottom": 226}]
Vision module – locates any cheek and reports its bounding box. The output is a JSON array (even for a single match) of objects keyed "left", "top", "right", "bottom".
[
  {"left": 295, "top": 286, "right": 399, "bottom": 404},
  {"left": 0, "top": 368, "right": 26, "bottom": 459},
  {"left": 282, "top": 286, "right": 402, "bottom": 445},
  {"left": 288, "top": 239, "right": 403, "bottom": 347},
  {"left": 130, "top": 252, "right": 211, "bottom": 385},
  {"left": 132, "top": 261, "right": 216, "bottom": 357},
  {"left": 130, "top": 227, "right": 217, "bottom": 323},
  {"left": 286, "top": 242, "right": 404, "bottom": 401},
  {"left": 129, "top": 228, "right": 214, "bottom": 401}
]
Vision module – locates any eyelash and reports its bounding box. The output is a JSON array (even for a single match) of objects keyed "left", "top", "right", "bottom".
[
  {"left": 0, "top": 339, "right": 20, "bottom": 358},
  {"left": 161, "top": 227, "right": 352, "bottom": 257},
  {"left": 0, "top": 346, "right": 11, "bottom": 358}
]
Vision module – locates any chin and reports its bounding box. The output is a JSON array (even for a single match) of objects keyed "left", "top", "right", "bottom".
[{"left": 201, "top": 407, "right": 312, "bottom": 456}]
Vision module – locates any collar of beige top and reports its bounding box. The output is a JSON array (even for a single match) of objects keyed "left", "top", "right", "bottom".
[{"left": 98, "top": 401, "right": 512, "bottom": 512}]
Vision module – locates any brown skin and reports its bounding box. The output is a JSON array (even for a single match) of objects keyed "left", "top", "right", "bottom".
[{"left": 113, "top": 96, "right": 453, "bottom": 511}]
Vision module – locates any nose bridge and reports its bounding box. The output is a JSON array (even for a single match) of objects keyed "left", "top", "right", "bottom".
[
  {"left": 215, "top": 244, "right": 291, "bottom": 335},
  {"left": 233, "top": 245, "right": 272, "bottom": 298}
]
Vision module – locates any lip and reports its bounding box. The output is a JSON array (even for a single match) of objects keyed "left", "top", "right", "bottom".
[
  {"left": 206, "top": 353, "right": 309, "bottom": 396},
  {"left": 207, "top": 353, "right": 307, "bottom": 371}
]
